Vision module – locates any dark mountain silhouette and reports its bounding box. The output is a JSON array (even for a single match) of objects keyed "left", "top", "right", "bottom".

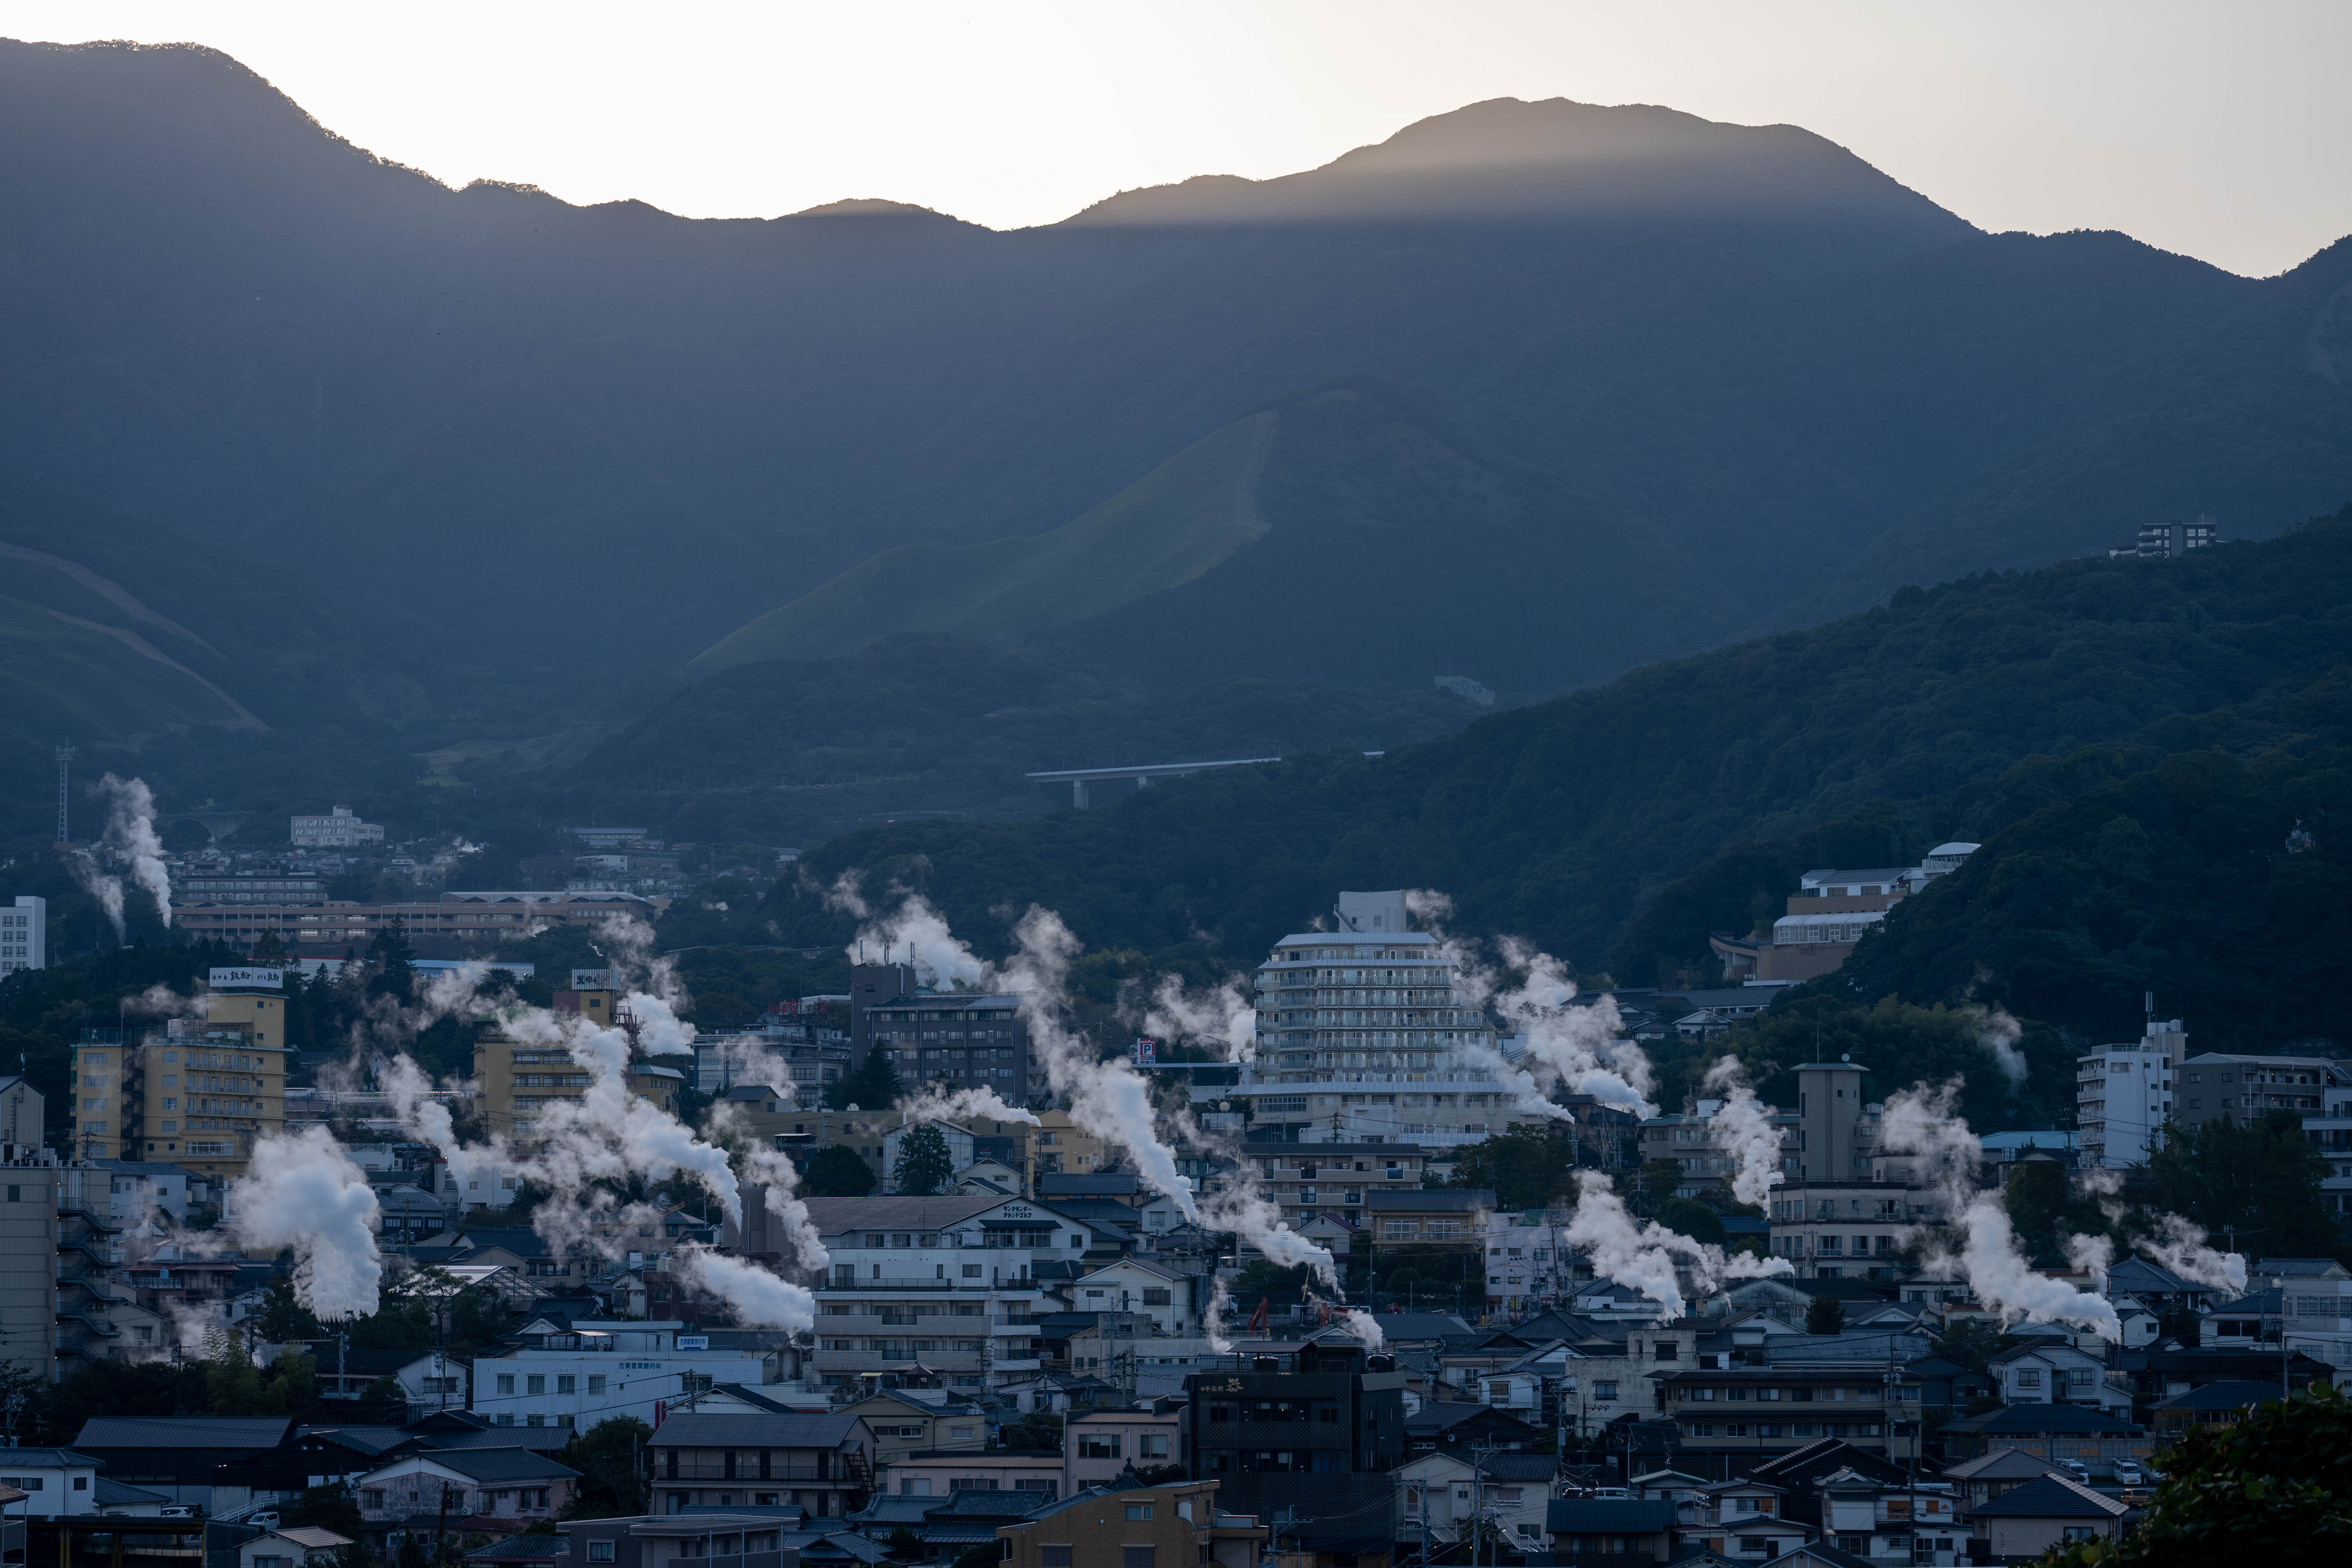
[{"left": 5, "top": 38, "right": 2352, "bottom": 758}]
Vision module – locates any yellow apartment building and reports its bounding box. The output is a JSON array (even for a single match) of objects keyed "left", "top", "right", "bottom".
[
  {"left": 472, "top": 978, "right": 686, "bottom": 1145},
  {"left": 74, "top": 968, "right": 291, "bottom": 1177}
]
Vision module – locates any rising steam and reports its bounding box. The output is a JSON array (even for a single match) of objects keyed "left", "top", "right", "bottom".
[
  {"left": 227, "top": 1127, "right": 383, "bottom": 1320},
  {"left": 1563, "top": 1170, "right": 1791, "bottom": 1321},
  {"left": 1878, "top": 1082, "right": 2120, "bottom": 1339},
  {"left": 1137, "top": 973, "right": 1257, "bottom": 1063},
  {"left": 99, "top": 774, "right": 172, "bottom": 929},
  {"left": 1701, "top": 1057, "right": 1786, "bottom": 1207},
  {"left": 1966, "top": 1005, "right": 2028, "bottom": 1088},
  {"left": 2138, "top": 1212, "right": 2248, "bottom": 1293}
]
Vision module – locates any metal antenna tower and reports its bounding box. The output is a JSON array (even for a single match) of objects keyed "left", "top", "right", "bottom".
[{"left": 56, "top": 744, "right": 74, "bottom": 842}]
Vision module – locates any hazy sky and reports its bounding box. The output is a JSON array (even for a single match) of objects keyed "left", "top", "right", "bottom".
[{"left": 11, "top": 0, "right": 2349, "bottom": 276}]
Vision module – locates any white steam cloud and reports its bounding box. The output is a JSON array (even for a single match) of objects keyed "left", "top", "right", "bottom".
[
  {"left": 2138, "top": 1213, "right": 2249, "bottom": 1294},
  {"left": 1967, "top": 1005, "right": 2028, "bottom": 1088},
  {"left": 367, "top": 917, "right": 828, "bottom": 1332},
  {"left": 1205, "top": 1276, "right": 1236, "bottom": 1354},
  {"left": 99, "top": 774, "right": 172, "bottom": 929},
  {"left": 226, "top": 1127, "right": 382, "bottom": 1320},
  {"left": 1701, "top": 1057, "right": 1787, "bottom": 1207},
  {"left": 1878, "top": 1082, "right": 2120, "bottom": 1339},
  {"left": 1137, "top": 973, "right": 1257, "bottom": 1063},
  {"left": 1563, "top": 1170, "right": 1792, "bottom": 1321},
  {"left": 69, "top": 850, "right": 125, "bottom": 941},
  {"left": 844, "top": 891, "right": 1337, "bottom": 1287}
]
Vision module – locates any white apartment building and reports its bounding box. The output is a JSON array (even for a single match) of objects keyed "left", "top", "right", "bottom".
[
  {"left": 1211, "top": 891, "right": 1534, "bottom": 1147},
  {"left": 798, "top": 1194, "right": 1125, "bottom": 1393},
  {"left": 289, "top": 806, "right": 384, "bottom": 848},
  {"left": 472, "top": 1320, "right": 779, "bottom": 1430},
  {"left": 0, "top": 897, "right": 44, "bottom": 976},
  {"left": 2077, "top": 1048, "right": 2174, "bottom": 1168}
]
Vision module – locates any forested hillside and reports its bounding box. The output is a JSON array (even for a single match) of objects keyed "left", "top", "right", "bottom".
[
  {"left": 743, "top": 512, "right": 2352, "bottom": 970},
  {"left": 10, "top": 37, "right": 2352, "bottom": 706},
  {"left": 569, "top": 634, "right": 1482, "bottom": 845}
]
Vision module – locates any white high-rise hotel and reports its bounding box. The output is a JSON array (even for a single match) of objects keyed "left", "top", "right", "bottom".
[{"left": 1207, "top": 890, "right": 1550, "bottom": 1147}]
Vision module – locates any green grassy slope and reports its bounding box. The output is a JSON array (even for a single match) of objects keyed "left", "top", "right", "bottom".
[
  {"left": 692, "top": 414, "right": 1276, "bottom": 670},
  {"left": 0, "top": 592, "right": 251, "bottom": 751},
  {"left": 733, "top": 509, "right": 2352, "bottom": 969}
]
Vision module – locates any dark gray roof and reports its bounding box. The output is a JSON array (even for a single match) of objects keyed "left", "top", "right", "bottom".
[
  {"left": 74, "top": 1417, "right": 293, "bottom": 1449},
  {"left": 650, "top": 1414, "right": 864, "bottom": 1450},
  {"left": 1407, "top": 1403, "right": 1539, "bottom": 1436},
  {"left": 1545, "top": 1499, "right": 1677, "bottom": 1533},
  {"left": 373, "top": 1448, "right": 581, "bottom": 1483},
  {"left": 1967, "top": 1476, "right": 2129, "bottom": 1519},
  {"left": 1943, "top": 1405, "right": 2139, "bottom": 1436},
  {"left": 1367, "top": 1189, "right": 1495, "bottom": 1212},
  {"left": 1941, "top": 1451, "right": 2067, "bottom": 1483},
  {"left": 93, "top": 1477, "right": 171, "bottom": 1506},
  {"left": 1477, "top": 1454, "right": 1558, "bottom": 1483},
  {"left": 2152, "top": 1379, "right": 2283, "bottom": 1410},
  {"left": 1037, "top": 1174, "right": 1141, "bottom": 1196},
  {"left": 0, "top": 1449, "right": 99, "bottom": 1466}
]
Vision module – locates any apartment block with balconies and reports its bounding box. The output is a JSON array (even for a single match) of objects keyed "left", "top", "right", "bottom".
[
  {"left": 1764, "top": 1183, "right": 1924, "bottom": 1281},
  {"left": 802, "top": 1195, "right": 1119, "bottom": 1392},
  {"left": 648, "top": 1412, "right": 874, "bottom": 1519}
]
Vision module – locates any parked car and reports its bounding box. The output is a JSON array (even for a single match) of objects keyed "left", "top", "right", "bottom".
[
  {"left": 247, "top": 1513, "right": 281, "bottom": 1530},
  {"left": 159, "top": 1506, "right": 201, "bottom": 1520},
  {"left": 2058, "top": 1460, "right": 2091, "bottom": 1484},
  {"left": 2112, "top": 1461, "right": 2145, "bottom": 1486}
]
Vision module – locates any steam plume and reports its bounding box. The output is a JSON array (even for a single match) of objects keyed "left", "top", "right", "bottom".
[
  {"left": 2138, "top": 1213, "right": 2248, "bottom": 1293},
  {"left": 227, "top": 1127, "right": 382, "bottom": 1319},
  {"left": 1878, "top": 1082, "right": 2119, "bottom": 1339},
  {"left": 70, "top": 850, "right": 125, "bottom": 941},
  {"left": 1205, "top": 1276, "right": 1236, "bottom": 1354},
  {"left": 1137, "top": 973, "right": 1257, "bottom": 1063},
  {"left": 1563, "top": 1170, "right": 1791, "bottom": 1321},
  {"left": 845, "top": 891, "right": 1334, "bottom": 1282},
  {"left": 98, "top": 775, "right": 171, "bottom": 927},
  {"left": 1701, "top": 1058, "right": 1786, "bottom": 1206},
  {"left": 1967, "top": 1005, "right": 2028, "bottom": 1088},
  {"left": 667, "top": 1243, "right": 818, "bottom": 1331}
]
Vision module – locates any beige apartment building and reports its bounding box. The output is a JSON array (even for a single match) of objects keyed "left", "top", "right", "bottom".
[
  {"left": 71, "top": 970, "right": 291, "bottom": 1178},
  {"left": 472, "top": 977, "right": 684, "bottom": 1145},
  {"left": 171, "top": 891, "right": 655, "bottom": 950}
]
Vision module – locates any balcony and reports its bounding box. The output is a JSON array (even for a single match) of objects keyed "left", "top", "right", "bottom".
[
  {"left": 656, "top": 1463, "right": 848, "bottom": 1483},
  {"left": 810, "top": 1349, "right": 985, "bottom": 1374}
]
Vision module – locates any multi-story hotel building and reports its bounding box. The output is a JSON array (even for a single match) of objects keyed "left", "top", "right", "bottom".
[{"left": 1207, "top": 890, "right": 1553, "bottom": 1147}]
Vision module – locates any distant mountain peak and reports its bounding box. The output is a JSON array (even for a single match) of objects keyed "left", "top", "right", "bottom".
[
  {"left": 788, "top": 197, "right": 953, "bottom": 220},
  {"left": 1056, "top": 94, "right": 1965, "bottom": 236}
]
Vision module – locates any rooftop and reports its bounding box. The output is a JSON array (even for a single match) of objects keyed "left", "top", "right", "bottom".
[{"left": 1967, "top": 1475, "right": 2129, "bottom": 1520}]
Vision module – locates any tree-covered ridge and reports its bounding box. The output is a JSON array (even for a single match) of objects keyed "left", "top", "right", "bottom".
[
  {"left": 753, "top": 511, "right": 2352, "bottom": 971},
  {"left": 1831, "top": 737, "right": 2352, "bottom": 1050}
]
